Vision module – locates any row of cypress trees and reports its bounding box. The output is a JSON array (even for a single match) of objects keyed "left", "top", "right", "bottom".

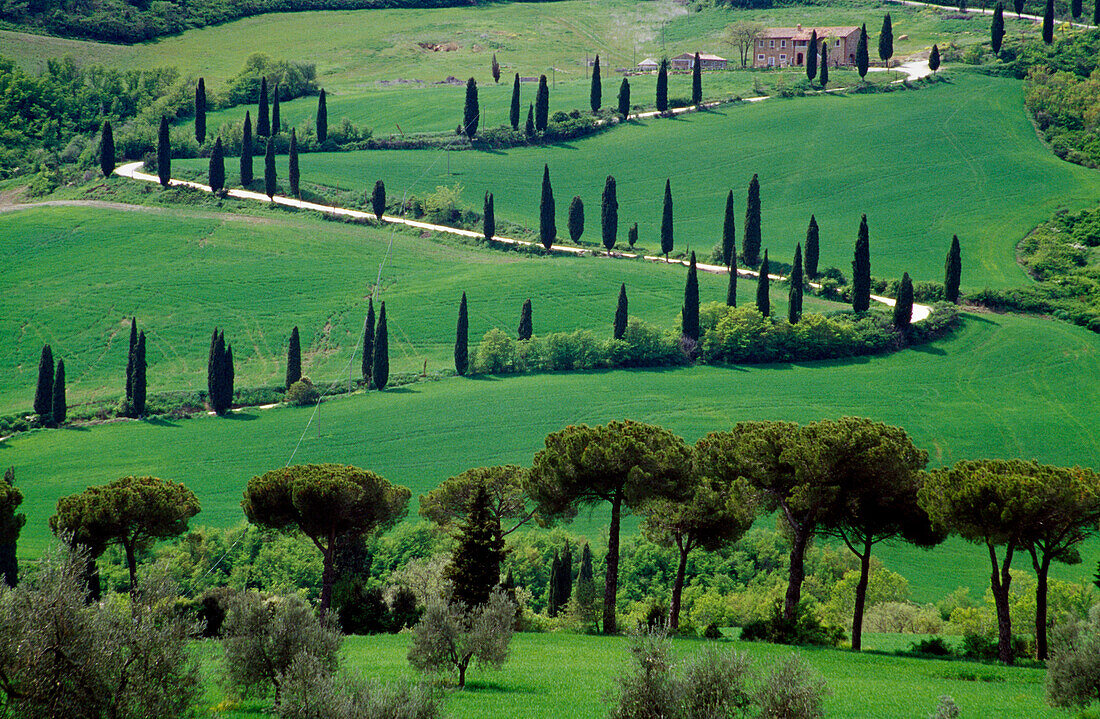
[
  {"left": 359, "top": 298, "right": 390, "bottom": 392},
  {"left": 207, "top": 329, "right": 235, "bottom": 415},
  {"left": 124, "top": 317, "right": 147, "bottom": 418},
  {"left": 32, "top": 345, "right": 65, "bottom": 427}
]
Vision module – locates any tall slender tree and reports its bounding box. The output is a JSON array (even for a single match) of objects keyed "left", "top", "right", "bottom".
[
  {"left": 207, "top": 329, "right": 233, "bottom": 415},
  {"left": 535, "top": 76, "right": 550, "bottom": 132},
  {"left": 992, "top": 3, "right": 1006, "bottom": 54},
  {"left": 568, "top": 196, "right": 584, "bottom": 244},
  {"left": 805, "top": 215, "right": 820, "bottom": 279},
  {"left": 721, "top": 190, "right": 736, "bottom": 266},
  {"left": 126, "top": 317, "right": 138, "bottom": 405},
  {"left": 525, "top": 104, "right": 535, "bottom": 137},
  {"left": 195, "top": 78, "right": 207, "bottom": 144},
  {"left": 590, "top": 55, "right": 602, "bottom": 113},
  {"left": 1043, "top": 0, "right": 1055, "bottom": 43},
  {"left": 820, "top": 44, "right": 830, "bottom": 86},
  {"left": 455, "top": 292, "right": 469, "bottom": 376},
  {"left": 362, "top": 298, "right": 375, "bottom": 386},
  {"left": 857, "top": 23, "right": 870, "bottom": 79},
  {"left": 257, "top": 77, "right": 270, "bottom": 137},
  {"left": 100, "top": 120, "right": 115, "bottom": 178},
  {"left": 463, "top": 78, "right": 479, "bottom": 138},
  {"left": 601, "top": 176, "right": 618, "bottom": 251},
  {"left": 34, "top": 344, "right": 53, "bottom": 423},
  {"left": 878, "top": 14, "right": 894, "bottom": 69},
  {"left": 157, "top": 116, "right": 171, "bottom": 187},
  {"left": 51, "top": 359, "right": 66, "bottom": 427},
  {"left": 628, "top": 222, "right": 638, "bottom": 249},
  {"left": 518, "top": 299, "right": 533, "bottom": 341},
  {"left": 661, "top": 179, "right": 674, "bottom": 260},
  {"left": 852, "top": 214, "right": 871, "bottom": 313},
  {"left": 271, "top": 83, "right": 281, "bottom": 135},
  {"left": 929, "top": 44, "right": 940, "bottom": 74},
  {"left": 945, "top": 235, "right": 962, "bottom": 304},
  {"left": 286, "top": 326, "right": 302, "bottom": 390},
  {"left": 372, "top": 179, "right": 386, "bottom": 222},
  {"left": 682, "top": 252, "right": 699, "bottom": 341},
  {"left": 726, "top": 255, "right": 738, "bottom": 307},
  {"left": 132, "top": 331, "right": 146, "bottom": 418},
  {"left": 240, "top": 111, "right": 253, "bottom": 186},
  {"left": 539, "top": 164, "right": 556, "bottom": 250},
  {"left": 1072, "top": 0, "right": 1083, "bottom": 19},
  {"left": 0, "top": 468, "right": 24, "bottom": 588},
  {"left": 209, "top": 137, "right": 225, "bottom": 195},
  {"left": 618, "top": 77, "right": 631, "bottom": 118},
  {"left": 691, "top": 53, "right": 702, "bottom": 106},
  {"left": 491, "top": 53, "right": 501, "bottom": 83},
  {"left": 547, "top": 550, "right": 561, "bottom": 617},
  {"left": 788, "top": 243, "right": 804, "bottom": 324},
  {"left": 1093, "top": 0, "right": 1099, "bottom": 26},
  {"left": 373, "top": 302, "right": 389, "bottom": 391},
  {"left": 288, "top": 129, "right": 299, "bottom": 198},
  {"left": 445, "top": 484, "right": 506, "bottom": 610},
  {"left": 893, "top": 272, "right": 914, "bottom": 329},
  {"left": 317, "top": 89, "right": 328, "bottom": 144},
  {"left": 656, "top": 59, "right": 669, "bottom": 113},
  {"left": 614, "top": 283, "right": 628, "bottom": 340},
  {"left": 207, "top": 329, "right": 220, "bottom": 411},
  {"left": 1016, "top": 0, "right": 1026, "bottom": 16},
  {"left": 264, "top": 137, "right": 276, "bottom": 199},
  {"left": 756, "top": 250, "right": 771, "bottom": 317},
  {"left": 806, "top": 30, "right": 819, "bottom": 81},
  {"left": 510, "top": 74, "right": 521, "bottom": 130},
  {"left": 743, "top": 173, "right": 762, "bottom": 266},
  {"left": 483, "top": 192, "right": 495, "bottom": 242}
]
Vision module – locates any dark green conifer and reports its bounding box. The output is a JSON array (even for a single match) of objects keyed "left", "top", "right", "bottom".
[
  {"left": 756, "top": 250, "right": 771, "bottom": 317},
  {"left": 743, "top": 173, "right": 761, "bottom": 266},
  {"left": 893, "top": 272, "right": 914, "bottom": 328},
  {"left": 691, "top": 53, "right": 702, "bottom": 105},
  {"left": 317, "top": 89, "right": 328, "bottom": 144},
  {"left": 132, "top": 331, "right": 146, "bottom": 418},
  {"left": 288, "top": 129, "right": 299, "bottom": 197},
  {"left": 558, "top": 542, "right": 573, "bottom": 608},
  {"left": 224, "top": 343, "right": 234, "bottom": 411},
  {"left": 547, "top": 550, "right": 561, "bottom": 617},
  {"left": 33, "top": 344, "right": 53, "bottom": 423},
  {"left": 614, "top": 283, "right": 628, "bottom": 340},
  {"left": 1043, "top": 0, "right": 1054, "bottom": 43},
  {"left": 510, "top": 74, "right": 521, "bottom": 130},
  {"left": 805, "top": 215, "right": 820, "bottom": 279},
  {"left": 992, "top": 3, "right": 1006, "bottom": 54},
  {"left": 852, "top": 214, "right": 872, "bottom": 313},
  {"left": 455, "top": 292, "right": 469, "bottom": 376},
  {"left": 125, "top": 317, "right": 137, "bottom": 403},
  {"left": 682, "top": 251, "right": 699, "bottom": 341},
  {"left": 209, "top": 137, "right": 225, "bottom": 194},
  {"left": 722, "top": 190, "right": 736, "bottom": 266},
  {"left": 372, "top": 179, "right": 386, "bottom": 222},
  {"left": 535, "top": 76, "right": 549, "bottom": 132},
  {"left": 362, "top": 298, "right": 375, "bottom": 386},
  {"left": 195, "top": 78, "right": 207, "bottom": 145},
  {"left": 483, "top": 192, "right": 495, "bottom": 242},
  {"left": 618, "top": 77, "right": 631, "bottom": 118},
  {"left": 0, "top": 467, "right": 25, "bottom": 588},
  {"left": 929, "top": 44, "right": 940, "bottom": 73},
  {"left": 1072, "top": 0, "right": 1082, "bottom": 18},
  {"left": 271, "top": 83, "right": 281, "bottom": 135},
  {"left": 207, "top": 329, "right": 219, "bottom": 408},
  {"left": 518, "top": 299, "right": 533, "bottom": 341},
  {"left": 661, "top": 178, "right": 673, "bottom": 260},
  {"left": 726, "top": 256, "right": 737, "bottom": 307},
  {"left": 656, "top": 59, "right": 669, "bottom": 113},
  {"left": 945, "top": 235, "right": 962, "bottom": 304},
  {"left": 601, "top": 176, "right": 618, "bottom": 251},
  {"left": 100, "top": 120, "right": 115, "bottom": 178},
  {"left": 257, "top": 77, "right": 270, "bottom": 137},
  {"left": 373, "top": 302, "right": 389, "bottom": 391},
  {"left": 286, "top": 326, "right": 301, "bottom": 390},
  {"left": 240, "top": 111, "right": 253, "bottom": 186},
  {"left": 525, "top": 103, "right": 535, "bottom": 137},
  {"left": 445, "top": 484, "right": 506, "bottom": 609},
  {"left": 539, "top": 164, "right": 556, "bottom": 250},
  {"left": 491, "top": 53, "right": 500, "bottom": 83},
  {"left": 51, "top": 359, "right": 66, "bottom": 427},
  {"left": 264, "top": 137, "right": 276, "bottom": 199},
  {"left": 628, "top": 222, "right": 638, "bottom": 248},
  {"left": 208, "top": 330, "right": 232, "bottom": 415},
  {"left": 157, "top": 116, "right": 171, "bottom": 187},
  {"left": 878, "top": 14, "right": 894, "bottom": 68},
  {"left": 820, "top": 44, "right": 830, "bottom": 86},
  {"left": 857, "top": 23, "right": 870, "bottom": 79},
  {"left": 1016, "top": 0, "right": 1026, "bottom": 16},
  {"left": 568, "top": 196, "right": 584, "bottom": 244},
  {"left": 590, "top": 55, "right": 602, "bottom": 113},
  {"left": 576, "top": 543, "right": 596, "bottom": 626},
  {"left": 806, "top": 30, "right": 819, "bottom": 81},
  {"left": 1093, "top": 0, "right": 1099, "bottom": 26},
  {"left": 788, "top": 243, "right": 804, "bottom": 324},
  {"left": 463, "top": 77, "right": 479, "bottom": 138}
]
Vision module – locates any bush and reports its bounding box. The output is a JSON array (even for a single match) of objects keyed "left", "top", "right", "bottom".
[
  {"left": 1046, "top": 604, "right": 1100, "bottom": 708},
  {"left": 929, "top": 695, "right": 961, "bottom": 719},
  {"left": 285, "top": 377, "right": 320, "bottom": 406},
  {"left": 753, "top": 654, "right": 829, "bottom": 719},
  {"left": 278, "top": 653, "right": 443, "bottom": 719},
  {"left": 703, "top": 622, "right": 722, "bottom": 640},
  {"left": 908, "top": 636, "right": 954, "bottom": 657},
  {"left": 740, "top": 601, "right": 845, "bottom": 647}
]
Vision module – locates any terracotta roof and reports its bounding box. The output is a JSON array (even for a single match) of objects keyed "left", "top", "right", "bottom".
[
  {"left": 761, "top": 26, "right": 860, "bottom": 41},
  {"left": 671, "top": 52, "right": 727, "bottom": 61}
]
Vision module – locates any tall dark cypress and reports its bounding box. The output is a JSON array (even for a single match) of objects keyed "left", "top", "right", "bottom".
[
  {"left": 559, "top": 542, "right": 573, "bottom": 607},
  {"left": 51, "top": 359, "right": 66, "bottom": 427},
  {"left": 568, "top": 196, "right": 584, "bottom": 243},
  {"left": 1072, "top": 0, "right": 1083, "bottom": 19},
  {"left": 590, "top": 55, "right": 602, "bottom": 113},
  {"left": 805, "top": 215, "right": 820, "bottom": 279},
  {"left": 483, "top": 192, "right": 495, "bottom": 242},
  {"left": 132, "top": 331, "right": 146, "bottom": 418},
  {"left": 656, "top": 59, "right": 669, "bottom": 113},
  {"left": 535, "top": 75, "right": 549, "bottom": 132},
  {"left": 992, "top": 3, "right": 1006, "bottom": 54},
  {"left": 601, "top": 176, "right": 618, "bottom": 251},
  {"left": 525, "top": 103, "right": 535, "bottom": 137},
  {"left": 1043, "top": 0, "right": 1054, "bottom": 43},
  {"left": 317, "top": 89, "right": 328, "bottom": 144},
  {"left": 463, "top": 77, "right": 479, "bottom": 138},
  {"left": 100, "top": 120, "right": 115, "bottom": 178},
  {"left": 820, "top": 44, "right": 830, "bottom": 86},
  {"left": 372, "top": 179, "right": 386, "bottom": 221},
  {"left": 240, "top": 111, "right": 253, "bottom": 186},
  {"left": 264, "top": 137, "right": 276, "bottom": 199},
  {"left": 225, "top": 343, "right": 234, "bottom": 411},
  {"left": 271, "top": 83, "right": 281, "bottom": 135},
  {"left": 661, "top": 178, "right": 673, "bottom": 260},
  {"left": 372, "top": 302, "right": 389, "bottom": 391},
  {"left": 806, "top": 30, "right": 819, "bottom": 81},
  {"left": 628, "top": 222, "right": 638, "bottom": 249},
  {"left": 547, "top": 550, "right": 561, "bottom": 617},
  {"left": 207, "top": 329, "right": 220, "bottom": 407},
  {"left": 878, "top": 14, "right": 893, "bottom": 68},
  {"left": 0, "top": 467, "right": 24, "bottom": 589},
  {"left": 852, "top": 214, "right": 871, "bottom": 313},
  {"left": 857, "top": 24, "right": 869, "bottom": 79},
  {"left": 743, "top": 173, "right": 762, "bottom": 266},
  {"left": 691, "top": 53, "right": 702, "bottom": 106},
  {"left": 945, "top": 235, "right": 962, "bottom": 304},
  {"left": 721, "top": 190, "right": 736, "bottom": 266},
  {"left": 195, "top": 77, "right": 207, "bottom": 144},
  {"left": 33, "top": 344, "right": 53, "bottom": 422},
  {"left": 1094, "top": 0, "right": 1099, "bottom": 26},
  {"left": 518, "top": 299, "right": 533, "bottom": 341},
  {"left": 756, "top": 250, "right": 771, "bottom": 317},
  {"left": 928, "top": 44, "right": 940, "bottom": 74},
  {"left": 1017, "top": 0, "right": 1026, "bottom": 16},
  {"left": 893, "top": 272, "right": 914, "bottom": 329},
  {"left": 258, "top": 77, "right": 270, "bottom": 137},
  {"left": 286, "top": 326, "right": 302, "bottom": 390},
  {"left": 362, "top": 298, "right": 375, "bottom": 385},
  {"left": 682, "top": 251, "right": 699, "bottom": 341},
  {"left": 446, "top": 484, "right": 505, "bottom": 610},
  {"left": 726, "top": 255, "right": 737, "bottom": 307},
  {"left": 618, "top": 77, "right": 631, "bottom": 118},
  {"left": 209, "top": 137, "right": 225, "bottom": 194},
  {"left": 125, "top": 316, "right": 137, "bottom": 403},
  {"left": 788, "top": 243, "right": 804, "bottom": 324},
  {"left": 539, "top": 164, "right": 556, "bottom": 250},
  {"left": 455, "top": 292, "right": 469, "bottom": 376},
  {"left": 288, "top": 129, "right": 299, "bottom": 197},
  {"left": 157, "top": 116, "right": 171, "bottom": 187},
  {"left": 614, "top": 283, "right": 628, "bottom": 340},
  {"left": 510, "top": 74, "right": 521, "bottom": 130},
  {"left": 209, "top": 331, "right": 231, "bottom": 415}
]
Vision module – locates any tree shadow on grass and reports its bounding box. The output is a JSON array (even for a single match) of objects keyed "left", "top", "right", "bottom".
[
  {"left": 224, "top": 412, "right": 259, "bottom": 421},
  {"left": 910, "top": 343, "right": 947, "bottom": 356},
  {"left": 378, "top": 386, "right": 416, "bottom": 394},
  {"left": 144, "top": 417, "right": 179, "bottom": 428},
  {"left": 462, "top": 679, "right": 538, "bottom": 694}
]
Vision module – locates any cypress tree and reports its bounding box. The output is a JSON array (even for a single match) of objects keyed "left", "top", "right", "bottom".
[
  {"left": 878, "top": 14, "right": 894, "bottom": 69},
  {"left": 893, "top": 272, "right": 914, "bottom": 329},
  {"left": 929, "top": 44, "right": 940, "bottom": 74},
  {"left": 271, "top": 83, "right": 281, "bottom": 135},
  {"left": 240, "top": 111, "right": 253, "bottom": 186},
  {"left": 373, "top": 302, "right": 389, "bottom": 391},
  {"left": 208, "top": 330, "right": 232, "bottom": 415},
  {"left": 618, "top": 77, "right": 631, "bottom": 118},
  {"left": 33, "top": 344, "right": 53, "bottom": 422},
  {"left": 590, "top": 55, "right": 602, "bottom": 113},
  {"left": 945, "top": 234, "right": 962, "bottom": 304},
  {"left": 806, "top": 30, "right": 819, "bottom": 81},
  {"left": 682, "top": 251, "right": 699, "bottom": 341},
  {"left": 288, "top": 130, "right": 299, "bottom": 198},
  {"left": 518, "top": 299, "right": 533, "bottom": 341},
  {"left": 614, "top": 283, "right": 628, "bottom": 339},
  {"left": 576, "top": 543, "right": 596, "bottom": 626},
  {"left": 196, "top": 77, "right": 207, "bottom": 145},
  {"left": 788, "top": 243, "right": 804, "bottom": 324},
  {"left": 258, "top": 77, "right": 270, "bottom": 137},
  {"left": 132, "top": 331, "right": 146, "bottom": 418},
  {"left": 535, "top": 76, "right": 549, "bottom": 132},
  {"left": 601, "top": 176, "right": 618, "bottom": 251},
  {"left": 743, "top": 173, "right": 762, "bottom": 266},
  {"left": 992, "top": 3, "right": 1006, "bottom": 54},
  {"left": 1043, "top": 0, "right": 1054, "bottom": 43},
  {"left": 157, "top": 116, "right": 171, "bottom": 187},
  {"left": 661, "top": 178, "right": 673, "bottom": 260},
  {"left": 225, "top": 343, "right": 234, "bottom": 411},
  {"left": 820, "top": 44, "right": 830, "bottom": 86},
  {"left": 656, "top": 59, "right": 669, "bottom": 113},
  {"left": 491, "top": 53, "right": 501, "bottom": 83},
  {"left": 372, "top": 179, "right": 386, "bottom": 221},
  {"left": 1016, "top": 0, "right": 1026, "bottom": 16},
  {"left": 857, "top": 24, "right": 870, "bottom": 79},
  {"left": 628, "top": 222, "right": 638, "bottom": 249},
  {"left": 207, "top": 329, "right": 219, "bottom": 408},
  {"left": 455, "top": 292, "right": 469, "bottom": 376},
  {"left": 1072, "top": 0, "right": 1082, "bottom": 19},
  {"left": 722, "top": 190, "right": 736, "bottom": 266},
  {"left": 726, "top": 255, "right": 737, "bottom": 307},
  {"left": 568, "top": 196, "right": 584, "bottom": 243},
  {"left": 483, "top": 192, "right": 495, "bottom": 242},
  {"left": 286, "top": 326, "right": 301, "bottom": 390},
  {"left": 446, "top": 484, "right": 506, "bottom": 610},
  {"left": 317, "top": 89, "right": 328, "bottom": 144},
  {"left": 0, "top": 467, "right": 24, "bottom": 589},
  {"left": 125, "top": 316, "right": 137, "bottom": 403},
  {"left": 805, "top": 215, "right": 820, "bottom": 279},
  {"left": 539, "top": 164, "right": 556, "bottom": 250},
  {"left": 362, "top": 298, "right": 375, "bottom": 385},
  {"left": 51, "top": 359, "right": 66, "bottom": 427},
  {"left": 264, "top": 137, "right": 276, "bottom": 199},
  {"left": 547, "top": 550, "right": 561, "bottom": 617},
  {"left": 852, "top": 214, "right": 872, "bottom": 313},
  {"left": 1094, "top": 0, "right": 1099, "bottom": 26},
  {"left": 691, "top": 52, "right": 702, "bottom": 106},
  {"left": 510, "top": 74, "right": 521, "bottom": 130},
  {"left": 99, "top": 120, "right": 115, "bottom": 178},
  {"left": 559, "top": 542, "right": 573, "bottom": 608},
  {"left": 209, "top": 137, "right": 225, "bottom": 195},
  {"left": 756, "top": 250, "right": 771, "bottom": 317},
  {"left": 525, "top": 103, "right": 535, "bottom": 137},
  {"left": 463, "top": 77, "right": 479, "bottom": 138}
]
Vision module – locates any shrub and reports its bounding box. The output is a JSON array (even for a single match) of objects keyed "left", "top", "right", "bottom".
[
  {"left": 679, "top": 647, "right": 754, "bottom": 719},
  {"left": 908, "top": 636, "right": 954, "bottom": 657},
  {"left": 703, "top": 622, "right": 722, "bottom": 640},
  {"left": 474, "top": 328, "right": 515, "bottom": 374},
  {"left": 753, "top": 654, "right": 829, "bottom": 719},
  {"left": 929, "top": 695, "right": 961, "bottom": 719},
  {"left": 1046, "top": 603, "right": 1100, "bottom": 708},
  {"left": 285, "top": 377, "right": 320, "bottom": 406},
  {"left": 278, "top": 653, "right": 443, "bottom": 719},
  {"left": 740, "top": 601, "right": 845, "bottom": 647},
  {"left": 865, "top": 601, "right": 944, "bottom": 634},
  {"left": 960, "top": 633, "right": 998, "bottom": 661}
]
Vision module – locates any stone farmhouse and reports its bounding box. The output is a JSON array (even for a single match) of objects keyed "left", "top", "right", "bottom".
[
  {"left": 669, "top": 52, "right": 728, "bottom": 70},
  {"left": 754, "top": 25, "right": 861, "bottom": 68}
]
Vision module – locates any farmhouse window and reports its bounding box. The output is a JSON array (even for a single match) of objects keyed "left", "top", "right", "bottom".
[
  {"left": 769, "top": 40, "right": 775, "bottom": 47},
  {"left": 757, "top": 54, "right": 765, "bottom": 61},
  {"left": 780, "top": 54, "right": 786, "bottom": 61},
  {"left": 780, "top": 40, "right": 786, "bottom": 47},
  {"left": 835, "top": 39, "right": 841, "bottom": 46}
]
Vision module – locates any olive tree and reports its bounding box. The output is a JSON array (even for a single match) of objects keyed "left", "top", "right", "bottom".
[{"left": 407, "top": 589, "right": 515, "bottom": 688}]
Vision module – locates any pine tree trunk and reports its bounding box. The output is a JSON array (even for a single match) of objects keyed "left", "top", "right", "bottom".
[
  {"left": 603, "top": 493, "right": 623, "bottom": 634},
  {"left": 784, "top": 520, "right": 810, "bottom": 622},
  {"left": 851, "top": 537, "right": 873, "bottom": 651},
  {"left": 669, "top": 538, "right": 690, "bottom": 630},
  {"left": 1032, "top": 549, "right": 1052, "bottom": 660},
  {"left": 989, "top": 544, "right": 1015, "bottom": 664},
  {"left": 319, "top": 538, "right": 336, "bottom": 619},
  {"left": 124, "top": 540, "right": 138, "bottom": 596}
]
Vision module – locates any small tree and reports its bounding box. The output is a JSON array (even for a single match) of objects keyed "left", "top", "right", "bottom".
[
  {"left": 240, "top": 111, "right": 254, "bottom": 186},
  {"left": 945, "top": 235, "right": 962, "bottom": 303},
  {"left": 408, "top": 590, "right": 515, "bottom": 688},
  {"left": 1072, "top": 0, "right": 1083, "bottom": 19},
  {"left": 618, "top": 77, "right": 631, "bottom": 118},
  {"left": 373, "top": 302, "right": 389, "bottom": 391},
  {"left": 568, "top": 196, "right": 585, "bottom": 244},
  {"left": 878, "top": 14, "right": 894, "bottom": 69},
  {"left": 316, "top": 89, "right": 328, "bottom": 143},
  {"left": 721, "top": 190, "right": 736, "bottom": 266},
  {"left": 726, "top": 255, "right": 738, "bottom": 307},
  {"left": 682, "top": 251, "right": 700, "bottom": 341},
  {"left": 258, "top": 77, "right": 270, "bottom": 137},
  {"left": 50, "top": 359, "right": 66, "bottom": 427},
  {"left": 1046, "top": 605, "right": 1100, "bottom": 708},
  {"left": 33, "top": 344, "right": 53, "bottom": 423},
  {"left": 209, "top": 137, "right": 225, "bottom": 194},
  {"left": 463, "top": 77, "right": 479, "bottom": 138},
  {"left": 157, "top": 115, "right": 171, "bottom": 187},
  {"left": 591, "top": 54, "right": 602, "bottom": 113},
  {"left": 804, "top": 215, "right": 820, "bottom": 279},
  {"left": 788, "top": 243, "right": 803, "bottom": 324},
  {"left": 628, "top": 222, "right": 638, "bottom": 249},
  {"left": 362, "top": 298, "right": 375, "bottom": 385},
  {"left": 992, "top": 2, "right": 1006, "bottom": 55},
  {"left": 518, "top": 299, "right": 533, "bottom": 341},
  {"left": 743, "top": 174, "right": 761, "bottom": 266},
  {"left": 483, "top": 191, "right": 495, "bottom": 242},
  {"left": 820, "top": 44, "right": 830, "bottom": 87},
  {"left": 539, "top": 164, "right": 556, "bottom": 250},
  {"left": 893, "top": 272, "right": 914, "bottom": 329},
  {"left": 852, "top": 214, "right": 871, "bottom": 313},
  {"left": 195, "top": 77, "right": 207, "bottom": 144},
  {"left": 286, "top": 326, "right": 302, "bottom": 390},
  {"left": 535, "top": 75, "right": 549, "bottom": 132},
  {"left": 601, "top": 175, "right": 618, "bottom": 251},
  {"left": 575, "top": 543, "right": 599, "bottom": 628},
  {"left": 929, "top": 44, "right": 940, "bottom": 74},
  {"left": 372, "top": 179, "right": 386, "bottom": 221},
  {"left": 614, "top": 283, "right": 628, "bottom": 340},
  {"left": 272, "top": 83, "right": 281, "bottom": 135},
  {"left": 455, "top": 292, "right": 469, "bottom": 376},
  {"left": 264, "top": 137, "right": 276, "bottom": 199},
  {"left": 1016, "top": 0, "right": 1026, "bottom": 16},
  {"left": 525, "top": 103, "right": 535, "bottom": 137},
  {"left": 656, "top": 59, "right": 669, "bottom": 113},
  {"left": 661, "top": 178, "right": 674, "bottom": 260},
  {"left": 756, "top": 250, "right": 770, "bottom": 317},
  {"left": 491, "top": 53, "right": 501, "bottom": 83},
  {"left": 1043, "top": 0, "right": 1054, "bottom": 43},
  {"left": 288, "top": 128, "right": 299, "bottom": 197},
  {"left": 510, "top": 74, "right": 521, "bottom": 130},
  {"left": 806, "top": 30, "right": 819, "bottom": 81},
  {"left": 99, "top": 120, "right": 115, "bottom": 178},
  {"left": 691, "top": 53, "right": 702, "bottom": 106},
  {"left": 857, "top": 23, "right": 870, "bottom": 79},
  {"left": 445, "top": 484, "right": 506, "bottom": 609}
]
